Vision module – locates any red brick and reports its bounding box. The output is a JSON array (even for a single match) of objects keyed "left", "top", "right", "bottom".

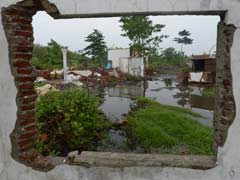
[
  {"left": 14, "top": 61, "right": 31, "bottom": 68},
  {"left": 19, "top": 90, "right": 36, "bottom": 97},
  {"left": 15, "top": 31, "right": 32, "bottom": 37},
  {"left": 19, "top": 119, "right": 36, "bottom": 126},
  {"left": 214, "top": 132, "right": 224, "bottom": 146},
  {"left": 222, "top": 109, "right": 234, "bottom": 117},
  {"left": 16, "top": 68, "right": 32, "bottom": 74},
  {"left": 19, "top": 131, "right": 37, "bottom": 139},
  {"left": 223, "top": 79, "right": 231, "bottom": 86},
  {"left": 25, "top": 125, "right": 37, "bottom": 131},
  {"left": 220, "top": 118, "right": 232, "bottom": 126},
  {"left": 15, "top": 54, "right": 32, "bottom": 59},
  {"left": 14, "top": 39, "right": 31, "bottom": 46},
  {"left": 15, "top": 47, "right": 33, "bottom": 52},
  {"left": 19, "top": 149, "right": 39, "bottom": 160},
  {"left": 19, "top": 111, "right": 35, "bottom": 119},
  {"left": 6, "top": 9, "right": 27, "bottom": 16},
  {"left": 16, "top": 76, "right": 36, "bottom": 82},
  {"left": 21, "top": 25, "right": 32, "bottom": 31},
  {"left": 18, "top": 83, "right": 34, "bottom": 90},
  {"left": 224, "top": 96, "right": 234, "bottom": 102},
  {"left": 21, "top": 96, "right": 37, "bottom": 104},
  {"left": 12, "top": 18, "right": 31, "bottom": 24},
  {"left": 20, "top": 104, "right": 35, "bottom": 111},
  {"left": 17, "top": 138, "right": 35, "bottom": 148},
  {"left": 18, "top": 145, "right": 34, "bottom": 152}
]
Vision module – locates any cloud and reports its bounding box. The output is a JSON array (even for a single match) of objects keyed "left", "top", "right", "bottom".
[{"left": 33, "top": 12, "right": 219, "bottom": 55}]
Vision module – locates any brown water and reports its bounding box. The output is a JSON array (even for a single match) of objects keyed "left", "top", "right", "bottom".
[
  {"left": 91, "top": 75, "right": 215, "bottom": 152},
  {"left": 99, "top": 75, "right": 214, "bottom": 127}
]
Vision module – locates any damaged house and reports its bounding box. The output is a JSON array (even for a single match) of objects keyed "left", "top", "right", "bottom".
[
  {"left": 189, "top": 54, "right": 216, "bottom": 84},
  {"left": 107, "top": 48, "right": 145, "bottom": 77}
]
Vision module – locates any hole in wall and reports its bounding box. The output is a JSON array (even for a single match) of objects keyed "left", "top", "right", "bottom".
[
  {"left": 32, "top": 11, "right": 220, "bottom": 157},
  {"left": 1, "top": 0, "right": 236, "bottom": 171}
]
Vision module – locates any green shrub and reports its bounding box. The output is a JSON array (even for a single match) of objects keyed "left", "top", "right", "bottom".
[{"left": 35, "top": 88, "right": 109, "bottom": 156}]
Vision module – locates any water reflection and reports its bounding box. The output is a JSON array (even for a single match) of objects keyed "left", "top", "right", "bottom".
[{"left": 98, "top": 75, "right": 215, "bottom": 127}]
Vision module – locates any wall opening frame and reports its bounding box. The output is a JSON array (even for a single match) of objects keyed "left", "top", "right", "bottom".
[{"left": 1, "top": 0, "right": 236, "bottom": 171}]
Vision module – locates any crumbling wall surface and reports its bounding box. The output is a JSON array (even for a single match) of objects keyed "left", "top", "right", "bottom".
[{"left": 0, "top": 0, "right": 240, "bottom": 180}]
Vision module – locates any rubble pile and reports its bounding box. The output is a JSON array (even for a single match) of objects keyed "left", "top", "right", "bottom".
[
  {"left": 79, "top": 67, "right": 127, "bottom": 87},
  {"left": 37, "top": 68, "right": 130, "bottom": 90},
  {"left": 36, "top": 84, "right": 58, "bottom": 96}
]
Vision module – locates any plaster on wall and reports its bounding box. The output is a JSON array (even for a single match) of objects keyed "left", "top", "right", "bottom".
[{"left": 0, "top": 0, "right": 240, "bottom": 179}]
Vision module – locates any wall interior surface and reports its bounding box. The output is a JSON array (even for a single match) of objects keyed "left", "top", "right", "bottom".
[{"left": 0, "top": 0, "right": 240, "bottom": 180}]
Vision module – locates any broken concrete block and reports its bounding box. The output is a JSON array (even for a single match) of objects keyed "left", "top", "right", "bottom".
[{"left": 68, "top": 151, "right": 79, "bottom": 161}]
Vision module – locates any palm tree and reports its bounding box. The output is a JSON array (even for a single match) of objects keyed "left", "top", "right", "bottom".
[{"left": 174, "top": 30, "right": 193, "bottom": 55}]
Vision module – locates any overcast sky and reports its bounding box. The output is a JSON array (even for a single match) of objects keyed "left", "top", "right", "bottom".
[{"left": 32, "top": 11, "right": 220, "bottom": 55}]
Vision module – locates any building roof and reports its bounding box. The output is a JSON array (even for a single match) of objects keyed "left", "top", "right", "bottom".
[{"left": 191, "top": 54, "right": 215, "bottom": 61}]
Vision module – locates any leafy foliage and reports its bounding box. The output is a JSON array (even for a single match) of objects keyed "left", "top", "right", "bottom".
[
  {"left": 126, "top": 97, "right": 214, "bottom": 155},
  {"left": 35, "top": 88, "right": 109, "bottom": 156},
  {"left": 32, "top": 39, "right": 88, "bottom": 70},
  {"left": 173, "top": 29, "right": 193, "bottom": 53},
  {"left": 84, "top": 29, "right": 107, "bottom": 65},
  {"left": 148, "top": 47, "right": 189, "bottom": 66},
  {"left": 119, "top": 16, "right": 168, "bottom": 55},
  {"left": 160, "top": 47, "right": 186, "bottom": 61}
]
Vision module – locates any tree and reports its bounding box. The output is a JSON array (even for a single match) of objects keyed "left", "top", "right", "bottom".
[
  {"left": 119, "top": 16, "right": 168, "bottom": 56},
  {"left": 32, "top": 40, "right": 86, "bottom": 70},
  {"left": 161, "top": 47, "right": 183, "bottom": 62},
  {"left": 32, "top": 39, "right": 62, "bottom": 70},
  {"left": 84, "top": 29, "right": 107, "bottom": 65},
  {"left": 46, "top": 39, "right": 62, "bottom": 68},
  {"left": 173, "top": 30, "right": 193, "bottom": 55}
]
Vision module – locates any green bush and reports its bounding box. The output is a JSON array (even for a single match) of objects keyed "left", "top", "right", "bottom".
[{"left": 35, "top": 88, "right": 109, "bottom": 156}]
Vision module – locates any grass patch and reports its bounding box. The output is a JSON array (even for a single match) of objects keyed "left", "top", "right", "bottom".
[
  {"left": 202, "top": 86, "right": 216, "bottom": 97},
  {"left": 126, "top": 97, "right": 214, "bottom": 155}
]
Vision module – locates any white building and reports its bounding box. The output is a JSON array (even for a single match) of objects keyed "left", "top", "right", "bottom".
[{"left": 107, "top": 48, "right": 144, "bottom": 77}]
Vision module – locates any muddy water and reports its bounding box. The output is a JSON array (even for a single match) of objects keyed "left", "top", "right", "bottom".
[
  {"left": 93, "top": 75, "right": 215, "bottom": 152},
  {"left": 99, "top": 75, "right": 214, "bottom": 127}
]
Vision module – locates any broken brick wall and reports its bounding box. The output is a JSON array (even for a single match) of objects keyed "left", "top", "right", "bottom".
[{"left": 0, "top": 0, "right": 240, "bottom": 180}]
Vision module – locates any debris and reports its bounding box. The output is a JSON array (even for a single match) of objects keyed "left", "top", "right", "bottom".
[
  {"left": 113, "top": 69, "right": 119, "bottom": 78},
  {"left": 105, "top": 61, "right": 112, "bottom": 70},
  {"left": 69, "top": 70, "right": 92, "bottom": 77},
  {"left": 68, "top": 151, "right": 79, "bottom": 162},
  {"left": 189, "top": 72, "right": 204, "bottom": 83},
  {"left": 71, "top": 81, "right": 83, "bottom": 87},
  {"left": 176, "top": 72, "right": 189, "bottom": 84},
  {"left": 36, "top": 70, "right": 51, "bottom": 80},
  {"left": 112, "top": 119, "right": 128, "bottom": 128},
  {"left": 67, "top": 74, "right": 80, "bottom": 82},
  {"left": 50, "top": 69, "right": 64, "bottom": 79},
  {"left": 94, "top": 72, "right": 102, "bottom": 77},
  {"left": 34, "top": 77, "right": 48, "bottom": 83},
  {"left": 36, "top": 84, "right": 58, "bottom": 96}
]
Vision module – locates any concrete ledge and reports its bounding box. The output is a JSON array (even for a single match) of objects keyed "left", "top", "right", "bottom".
[
  {"left": 54, "top": 10, "right": 227, "bottom": 19},
  {"left": 71, "top": 151, "right": 217, "bottom": 170}
]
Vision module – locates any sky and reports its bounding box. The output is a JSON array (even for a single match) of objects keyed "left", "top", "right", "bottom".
[{"left": 32, "top": 11, "right": 220, "bottom": 56}]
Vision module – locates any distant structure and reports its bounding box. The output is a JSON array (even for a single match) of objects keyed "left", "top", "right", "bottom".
[
  {"left": 61, "top": 47, "right": 68, "bottom": 81},
  {"left": 107, "top": 48, "right": 144, "bottom": 77},
  {"left": 189, "top": 54, "right": 216, "bottom": 84},
  {"left": 191, "top": 54, "right": 216, "bottom": 73}
]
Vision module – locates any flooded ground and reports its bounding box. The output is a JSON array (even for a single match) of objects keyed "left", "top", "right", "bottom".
[
  {"left": 90, "top": 75, "right": 215, "bottom": 152},
  {"left": 99, "top": 75, "right": 214, "bottom": 127}
]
